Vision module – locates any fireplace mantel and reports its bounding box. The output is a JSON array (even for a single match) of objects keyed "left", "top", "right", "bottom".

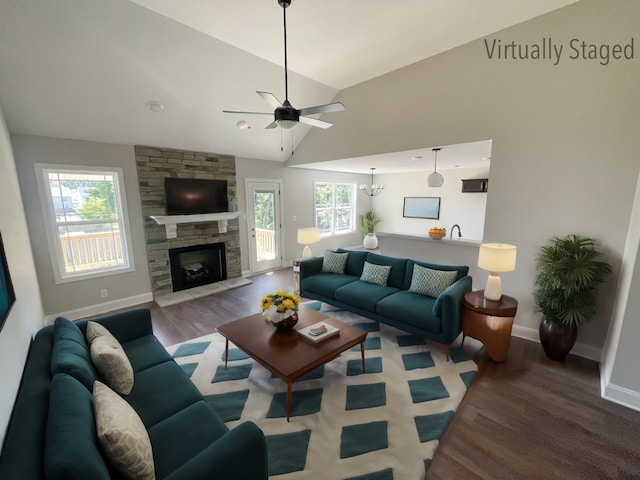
[{"left": 149, "top": 212, "right": 241, "bottom": 239}]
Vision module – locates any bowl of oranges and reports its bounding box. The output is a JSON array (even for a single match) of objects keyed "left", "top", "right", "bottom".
[{"left": 428, "top": 227, "right": 446, "bottom": 239}]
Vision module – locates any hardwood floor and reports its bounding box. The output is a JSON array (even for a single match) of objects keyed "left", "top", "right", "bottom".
[{"left": 139, "top": 268, "right": 640, "bottom": 479}]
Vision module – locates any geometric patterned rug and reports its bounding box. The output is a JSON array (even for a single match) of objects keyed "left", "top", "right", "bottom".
[{"left": 166, "top": 302, "right": 477, "bottom": 479}]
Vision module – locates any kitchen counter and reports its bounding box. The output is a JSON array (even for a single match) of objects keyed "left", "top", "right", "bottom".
[{"left": 376, "top": 231, "right": 482, "bottom": 247}]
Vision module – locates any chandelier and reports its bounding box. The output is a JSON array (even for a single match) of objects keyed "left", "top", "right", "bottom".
[{"left": 359, "top": 168, "right": 385, "bottom": 197}]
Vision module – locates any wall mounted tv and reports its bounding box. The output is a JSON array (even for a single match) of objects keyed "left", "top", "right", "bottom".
[
  {"left": 403, "top": 197, "right": 441, "bottom": 219},
  {"left": 165, "top": 178, "right": 228, "bottom": 215}
]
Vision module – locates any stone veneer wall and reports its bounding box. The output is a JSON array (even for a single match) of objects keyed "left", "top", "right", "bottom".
[{"left": 134, "top": 145, "right": 240, "bottom": 298}]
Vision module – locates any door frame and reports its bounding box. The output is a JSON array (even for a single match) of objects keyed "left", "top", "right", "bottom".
[{"left": 245, "top": 178, "right": 284, "bottom": 274}]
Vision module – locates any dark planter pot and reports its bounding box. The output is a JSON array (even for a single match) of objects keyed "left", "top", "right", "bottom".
[{"left": 539, "top": 319, "right": 578, "bottom": 361}]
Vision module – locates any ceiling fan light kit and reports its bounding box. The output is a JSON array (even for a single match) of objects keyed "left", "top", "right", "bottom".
[
  {"left": 223, "top": 0, "right": 345, "bottom": 132},
  {"left": 427, "top": 147, "right": 444, "bottom": 187}
]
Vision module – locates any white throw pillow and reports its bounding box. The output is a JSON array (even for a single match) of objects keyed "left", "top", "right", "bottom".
[
  {"left": 93, "top": 381, "right": 155, "bottom": 480},
  {"left": 86, "top": 321, "right": 134, "bottom": 395}
]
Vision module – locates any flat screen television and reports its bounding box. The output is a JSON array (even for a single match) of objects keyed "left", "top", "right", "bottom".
[
  {"left": 403, "top": 197, "right": 441, "bottom": 219},
  {"left": 165, "top": 177, "right": 228, "bottom": 215}
]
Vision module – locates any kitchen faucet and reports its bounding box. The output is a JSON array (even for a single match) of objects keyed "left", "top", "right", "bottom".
[{"left": 451, "top": 224, "right": 462, "bottom": 239}]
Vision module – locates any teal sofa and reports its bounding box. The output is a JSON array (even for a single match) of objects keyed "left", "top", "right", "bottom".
[
  {"left": 300, "top": 250, "right": 472, "bottom": 359},
  {"left": 0, "top": 307, "right": 267, "bottom": 479}
]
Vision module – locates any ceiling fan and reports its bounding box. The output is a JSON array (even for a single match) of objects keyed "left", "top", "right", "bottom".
[{"left": 223, "top": 0, "right": 345, "bottom": 130}]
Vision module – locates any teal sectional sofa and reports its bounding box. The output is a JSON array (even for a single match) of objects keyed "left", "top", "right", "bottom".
[
  {"left": 300, "top": 250, "right": 472, "bottom": 359},
  {"left": 0, "top": 307, "right": 267, "bottom": 479}
]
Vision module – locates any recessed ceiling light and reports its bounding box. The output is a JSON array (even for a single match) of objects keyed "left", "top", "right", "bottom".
[
  {"left": 146, "top": 101, "right": 164, "bottom": 113},
  {"left": 411, "top": 155, "right": 423, "bottom": 160},
  {"left": 236, "top": 120, "right": 250, "bottom": 130},
  {"left": 482, "top": 156, "right": 491, "bottom": 161}
]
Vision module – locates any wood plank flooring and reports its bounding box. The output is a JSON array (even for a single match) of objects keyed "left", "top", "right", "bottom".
[{"left": 138, "top": 268, "right": 640, "bottom": 479}]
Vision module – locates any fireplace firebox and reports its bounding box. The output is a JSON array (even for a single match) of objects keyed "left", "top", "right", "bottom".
[{"left": 168, "top": 242, "right": 226, "bottom": 292}]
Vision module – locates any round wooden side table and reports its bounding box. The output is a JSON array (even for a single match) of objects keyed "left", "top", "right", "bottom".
[{"left": 462, "top": 290, "right": 518, "bottom": 362}]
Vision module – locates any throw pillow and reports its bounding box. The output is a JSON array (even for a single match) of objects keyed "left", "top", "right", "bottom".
[
  {"left": 360, "top": 261, "right": 392, "bottom": 286},
  {"left": 409, "top": 264, "right": 457, "bottom": 298},
  {"left": 93, "top": 381, "right": 156, "bottom": 480},
  {"left": 87, "top": 321, "right": 134, "bottom": 395},
  {"left": 321, "top": 251, "right": 348, "bottom": 274}
]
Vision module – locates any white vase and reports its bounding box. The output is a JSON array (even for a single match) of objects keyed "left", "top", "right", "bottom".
[{"left": 363, "top": 233, "right": 378, "bottom": 249}]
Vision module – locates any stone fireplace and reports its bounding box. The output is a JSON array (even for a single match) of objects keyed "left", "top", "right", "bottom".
[
  {"left": 169, "top": 242, "right": 226, "bottom": 292},
  {"left": 135, "top": 146, "right": 240, "bottom": 298}
]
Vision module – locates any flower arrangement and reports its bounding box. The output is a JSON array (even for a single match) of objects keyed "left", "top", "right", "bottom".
[{"left": 260, "top": 290, "right": 301, "bottom": 324}]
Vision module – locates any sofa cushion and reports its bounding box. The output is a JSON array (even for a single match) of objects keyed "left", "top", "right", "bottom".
[
  {"left": 51, "top": 317, "right": 97, "bottom": 391},
  {"left": 301, "top": 273, "right": 359, "bottom": 299},
  {"left": 122, "top": 335, "right": 174, "bottom": 373},
  {"left": 335, "top": 281, "right": 399, "bottom": 313},
  {"left": 360, "top": 261, "right": 392, "bottom": 286},
  {"left": 321, "top": 251, "right": 348, "bottom": 274},
  {"left": 44, "top": 373, "right": 110, "bottom": 480},
  {"left": 376, "top": 291, "right": 442, "bottom": 334},
  {"left": 87, "top": 321, "right": 134, "bottom": 395},
  {"left": 125, "top": 360, "right": 204, "bottom": 428},
  {"left": 93, "top": 381, "right": 156, "bottom": 480},
  {"left": 337, "top": 249, "right": 369, "bottom": 276},
  {"left": 408, "top": 264, "right": 457, "bottom": 298},
  {"left": 366, "top": 253, "right": 408, "bottom": 289},
  {"left": 404, "top": 260, "right": 469, "bottom": 290},
  {"left": 148, "top": 400, "right": 229, "bottom": 479}
]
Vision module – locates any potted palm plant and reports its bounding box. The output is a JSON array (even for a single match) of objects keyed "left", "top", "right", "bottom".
[
  {"left": 359, "top": 211, "right": 382, "bottom": 249},
  {"left": 534, "top": 234, "right": 611, "bottom": 361}
]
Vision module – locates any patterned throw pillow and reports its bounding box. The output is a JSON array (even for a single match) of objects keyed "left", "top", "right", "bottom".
[
  {"left": 86, "top": 322, "right": 134, "bottom": 395},
  {"left": 360, "top": 261, "right": 392, "bottom": 286},
  {"left": 321, "top": 251, "right": 348, "bottom": 274},
  {"left": 409, "top": 264, "right": 457, "bottom": 298},
  {"left": 93, "top": 381, "right": 155, "bottom": 480}
]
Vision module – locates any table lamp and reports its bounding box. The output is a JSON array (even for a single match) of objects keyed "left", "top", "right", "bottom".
[
  {"left": 477, "top": 243, "right": 517, "bottom": 301},
  {"left": 297, "top": 227, "right": 320, "bottom": 259}
]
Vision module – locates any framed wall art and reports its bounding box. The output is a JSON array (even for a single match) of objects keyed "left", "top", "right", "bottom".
[{"left": 0, "top": 231, "right": 16, "bottom": 331}]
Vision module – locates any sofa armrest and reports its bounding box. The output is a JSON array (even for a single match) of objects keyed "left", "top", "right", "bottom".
[
  {"left": 77, "top": 307, "right": 154, "bottom": 343},
  {"left": 300, "top": 256, "right": 323, "bottom": 281},
  {"left": 163, "top": 421, "right": 268, "bottom": 480},
  {"left": 433, "top": 276, "right": 472, "bottom": 344}
]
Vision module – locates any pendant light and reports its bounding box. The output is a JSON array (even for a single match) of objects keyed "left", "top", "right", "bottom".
[
  {"left": 359, "top": 167, "right": 385, "bottom": 197},
  {"left": 427, "top": 147, "right": 444, "bottom": 188}
]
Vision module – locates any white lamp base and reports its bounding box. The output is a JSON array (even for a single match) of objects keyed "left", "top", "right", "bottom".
[
  {"left": 484, "top": 273, "right": 502, "bottom": 301},
  {"left": 302, "top": 245, "right": 312, "bottom": 259}
]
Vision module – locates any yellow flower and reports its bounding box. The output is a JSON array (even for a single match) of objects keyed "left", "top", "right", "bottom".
[
  {"left": 276, "top": 305, "right": 285, "bottom": 313},
  {"left": 275, "top": 290, "right": 287, "bottom": 297},
  {"left": 282, "top": 299, "right": 295, "bottom": 309}
]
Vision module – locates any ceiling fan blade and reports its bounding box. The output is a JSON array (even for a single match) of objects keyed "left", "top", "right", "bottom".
[
  {"left": 222, "top": 110, "right": 272, "bottom": 115},
  {"left": 265, "top": 121, "right": 278, "bottom": 129},
  {"left": 298, "top": 102, "right": 345, "bottom": 116},
  {"left": 299, "top": 116, "right": 332, "bottom": 129},
  {"left": 257, "top": 91, "right": 283, "bottom": 109}
]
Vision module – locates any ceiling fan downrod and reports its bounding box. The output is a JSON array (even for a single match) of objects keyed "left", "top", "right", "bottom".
[{"left": 279, "top": 0, "right": 291, "bottom": 103}]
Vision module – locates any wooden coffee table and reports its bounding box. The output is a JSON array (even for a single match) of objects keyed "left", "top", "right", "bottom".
[{"left": 217, "top": 308, "right": 367, "bottom": 421}]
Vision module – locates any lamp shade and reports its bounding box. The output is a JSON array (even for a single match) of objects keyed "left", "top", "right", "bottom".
[
  {"left": 297, "top": 227, "right": 320, "bottom": 245},
  {"left": 478, "top": 243, "right": 517, "bottom": 272}
]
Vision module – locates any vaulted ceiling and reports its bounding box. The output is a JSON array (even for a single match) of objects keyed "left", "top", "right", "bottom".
[{"left": 0, "top": 0, "right": 577, "bottom": 167}]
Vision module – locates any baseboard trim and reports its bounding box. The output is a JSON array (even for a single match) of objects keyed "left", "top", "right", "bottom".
[
  {"left": 44, "top": 292, "right": 153, "bottom": 324},
  {"left": 511, "top": 324, "right": 602, "bottom": 362},
  {"left": 602, "top": 382, "right": 640, "bottom": 412}
]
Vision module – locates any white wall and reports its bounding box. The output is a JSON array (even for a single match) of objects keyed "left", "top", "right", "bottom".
[
  {"left": 374, "top": 167, "right": 489, "bottom": 240},
  {"left": 0, "top": 107, "right": 44, "bottom": 448},
  {"left": 289, "top": 0, "right": 640, "bottom": 353},
  {"left": 11, "top": 135, "right": 152, "bottom": 318}
]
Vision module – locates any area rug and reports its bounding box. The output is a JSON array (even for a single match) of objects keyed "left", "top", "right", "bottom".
[{"left": 166, "top": 303, "right": 477, "bottom": 479}]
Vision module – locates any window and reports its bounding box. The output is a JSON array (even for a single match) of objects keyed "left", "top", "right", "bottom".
[
  {"left": 314, "top": 181, "right": 356, "bottom": 236},
  {"left": 35, "top": 164, "right": 134, "bottom": 283}
]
